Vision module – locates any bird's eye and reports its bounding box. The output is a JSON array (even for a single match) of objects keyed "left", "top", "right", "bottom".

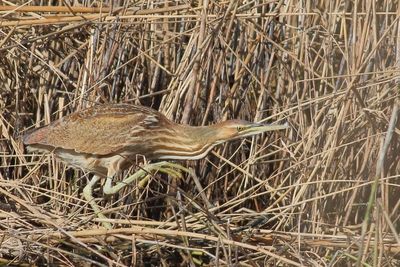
[{"left": 237, "top": 126, "right": 245, "bottom": 132}]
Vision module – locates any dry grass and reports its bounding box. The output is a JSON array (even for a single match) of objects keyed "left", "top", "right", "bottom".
[{"left": 1, "top": 1, "right": 399, "bottom": 266}]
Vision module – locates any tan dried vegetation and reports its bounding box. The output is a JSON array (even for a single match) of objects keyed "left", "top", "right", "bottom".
[{"left": 0, "top": 1, "right": 399, "bottom": 266}]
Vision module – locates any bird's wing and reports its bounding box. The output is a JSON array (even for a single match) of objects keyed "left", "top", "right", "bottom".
[{"left": 24, "top": 104, "right": 168, "bottom": 155}]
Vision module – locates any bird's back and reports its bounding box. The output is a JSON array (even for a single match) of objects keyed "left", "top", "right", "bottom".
[{"left": 24, "top": 103, "right": 172, "bottom": 156}]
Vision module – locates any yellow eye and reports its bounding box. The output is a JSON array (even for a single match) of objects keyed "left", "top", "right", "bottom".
[{"left": 237, "top": 126, "right": 245, "bottom": 132}]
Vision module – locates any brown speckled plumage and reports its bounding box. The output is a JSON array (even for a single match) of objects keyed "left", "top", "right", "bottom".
[
  {"left": 24, "top": 104, "right": 171, "bottom": 155},
  {"left": 24, "top": 103, "right": 287, "bottom": 177}
]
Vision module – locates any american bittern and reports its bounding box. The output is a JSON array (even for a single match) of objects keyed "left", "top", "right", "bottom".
[{"left": 24, "top": 103, "right": 288, "bottom": 228}]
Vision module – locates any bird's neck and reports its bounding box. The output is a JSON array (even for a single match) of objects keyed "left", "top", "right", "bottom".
[
  {"left": 178, "top": 124, "right": 222, "bottom": 146},
  {"left": 153, "top": 123, "right": 222, "bottom": 160}
]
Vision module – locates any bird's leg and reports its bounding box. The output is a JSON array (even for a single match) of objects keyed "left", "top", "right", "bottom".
[
  {"left": 103, "top": 161, "right": 191, "bottom": 196},
  {"left": 88, "top": 162, "right": 190, "bottom": 229},
  {"left": 83, "top": 174, "right": 112, "bottom": 229}
]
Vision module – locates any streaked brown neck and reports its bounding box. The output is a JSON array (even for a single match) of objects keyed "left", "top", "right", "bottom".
[
  {"left": 180, "top": 124, "right": 223, "bottom": 143},
  {"left": 150, "top": 123, "right": 223, "bottom": 160}
]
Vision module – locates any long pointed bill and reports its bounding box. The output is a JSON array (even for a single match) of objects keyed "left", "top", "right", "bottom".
[{"left": 240, "top": 122, "right": 289, "bottom": 138}]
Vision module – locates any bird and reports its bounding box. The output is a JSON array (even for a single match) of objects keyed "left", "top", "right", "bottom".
[{"left": 23, "top": 103, "right": 288, "bottom": 228}]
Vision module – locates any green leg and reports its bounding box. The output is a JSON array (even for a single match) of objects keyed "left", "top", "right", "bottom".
[
  {"left": 83, "top": 162, "right": 190, "bottom": 229},
  {"left": 103, "top": 161, "right": 190, "bottom": 196},
  {"left": 83, "top": 175, "right": 112, "bottom": 229}
]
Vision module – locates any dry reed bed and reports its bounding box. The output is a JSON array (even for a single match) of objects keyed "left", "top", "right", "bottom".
[{"left": 0, "top": 1, "right": 399, "bottom": 266}]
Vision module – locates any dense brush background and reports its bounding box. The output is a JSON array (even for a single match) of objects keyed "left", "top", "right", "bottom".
[{"left": 1, "top": 0, "right": 399, "bottom": 266}]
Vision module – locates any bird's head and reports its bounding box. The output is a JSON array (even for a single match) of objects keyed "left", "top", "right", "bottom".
[{"left": 213, "top": 119, "right": 289, "bottom": 144}]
